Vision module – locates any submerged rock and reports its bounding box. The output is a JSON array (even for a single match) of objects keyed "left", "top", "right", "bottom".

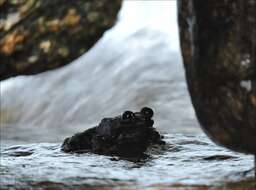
[
  {"left": 178, "top": 0, "right": 256, "bottom": 154},
  {"left": 61, "top": 107, "right": 165, "bottom": 157},
  {"left": 0, "top": 0, "right": 121, "bottom": 80}
]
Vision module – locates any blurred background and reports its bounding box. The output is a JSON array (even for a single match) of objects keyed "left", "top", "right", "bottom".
[{"left": 0, "top": 0, "right": 200, "bottom": 144}]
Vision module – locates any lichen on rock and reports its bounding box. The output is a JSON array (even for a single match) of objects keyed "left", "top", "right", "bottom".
[{"left": 0, "top": 0, "right": 121, "bottom": 80}]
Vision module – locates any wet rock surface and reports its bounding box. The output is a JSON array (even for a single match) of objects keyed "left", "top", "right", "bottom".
[
  {"left": 0, "top": 0, "right": 121, "bottom": 80},
  {"left": 178, "top": 0, "right": 256, "bottom": 154},
  {"left": 61, "top": 107, "right": 165, "bottom": 158}
]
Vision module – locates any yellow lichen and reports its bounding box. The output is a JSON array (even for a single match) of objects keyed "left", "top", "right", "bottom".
[
  {"left": 45, "top": 9, "right": 80, "bottom": 32},
  {"left": 39, "top": 40, "right": 51, "bottom": 53},
  {"left": 63, "top": 9, "right": 81, "bottom": 26},
  {"left": 46, "top": 19, "right": 61, "bottom": 32},
  {"left": 0, "top": 30, "right": 28, "bottom": 55}
]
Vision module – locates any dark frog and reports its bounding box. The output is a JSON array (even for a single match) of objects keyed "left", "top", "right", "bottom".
[{"left": 61, "top": 107, "right": 165, "bottom": 157}]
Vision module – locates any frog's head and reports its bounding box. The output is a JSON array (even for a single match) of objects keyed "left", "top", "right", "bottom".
[
  {"left": 96, "top": 107, "right": 154, "bottom": 138},
  {"left": 121, "top": 107, "right": 154, "bottom": 127}
]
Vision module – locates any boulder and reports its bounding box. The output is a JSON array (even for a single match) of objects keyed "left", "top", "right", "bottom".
[
  {"left": 178, "top": 0, "right": 256, "bottom": 154},
  {"left": 0, "top": 0, "right": 121, "bottom": 80}
]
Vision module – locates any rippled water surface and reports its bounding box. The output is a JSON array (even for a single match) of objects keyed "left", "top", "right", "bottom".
[{"left": 1, "top": 134, "right": 255, "bottom": 190}]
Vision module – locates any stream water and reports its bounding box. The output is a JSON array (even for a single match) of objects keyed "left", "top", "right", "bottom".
[
  {"left": 1, "top": 134, "right": 255, "bottom": 190},
  {"left": 0, "top": 1, "right": 255, "bottom": 189}
]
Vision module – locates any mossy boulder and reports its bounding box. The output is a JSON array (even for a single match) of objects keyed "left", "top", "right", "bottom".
[{"left": 0, "top": 0, "right": 121, "bottom": 80}]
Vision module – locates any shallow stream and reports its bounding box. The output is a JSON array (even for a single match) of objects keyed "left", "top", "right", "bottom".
[
  {"left": 1, "top": 134, "right": 255, "bottom": 190},
  {"left": 0, "top": 1, "right": 255, "bottom": 189}
]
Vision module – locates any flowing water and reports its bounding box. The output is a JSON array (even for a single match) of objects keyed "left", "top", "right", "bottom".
[
  {"left": 1, "top": 134, "right": 255, "bottom": 190},
  {"left": 0, "top": 1, "right": 255, "bottom": 189}
]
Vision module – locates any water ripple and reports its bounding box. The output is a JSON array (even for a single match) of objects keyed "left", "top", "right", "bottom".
[{"left": 1, "top": 134, "right": 254, "bottom": 189}]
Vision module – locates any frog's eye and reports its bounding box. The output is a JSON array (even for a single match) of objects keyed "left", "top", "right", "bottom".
[
  {"left": 122, "top": 111, "right": 134, "bottom": 121},
  {"left": 141, "top": 107, "right": 153, "bottom": 119}
]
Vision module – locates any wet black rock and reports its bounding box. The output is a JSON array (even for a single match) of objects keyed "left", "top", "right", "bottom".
[
  {"left": 178, "top": 0, "right": 256, "bottom": 155},
  {"left": 61, "top": 107, "right": 165, "bottom": 157}
]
